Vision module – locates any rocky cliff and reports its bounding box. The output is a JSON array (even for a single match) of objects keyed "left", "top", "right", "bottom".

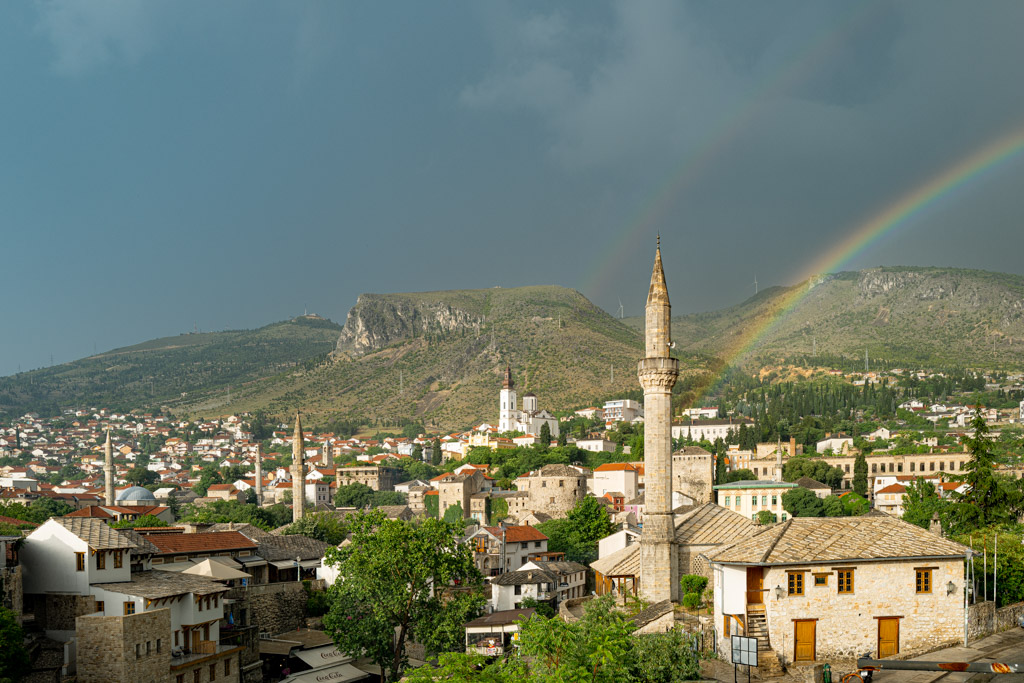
[{"left": 335, "top": 294, "right": 483, "bottom": 358}]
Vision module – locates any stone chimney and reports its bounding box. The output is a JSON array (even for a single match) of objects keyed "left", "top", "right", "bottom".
[{"left": 929, "top": 513, "right": 943, "bottom": 536}]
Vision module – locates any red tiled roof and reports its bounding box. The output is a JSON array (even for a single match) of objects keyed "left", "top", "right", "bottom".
[
  {"left": 876, "top": 484, "right": 906, "bottom": 494},
  {"left": 0, "top": 515, "right": 36, "bottom": 527},
  {"left": 145, "top": 531, "right": 258, "bottom": 555},
  {"left": 483, "top": 525, "right": 548, "bottom": 543},
  {"left": 594, "top": 463, "right": 637, "bottom": 472}
]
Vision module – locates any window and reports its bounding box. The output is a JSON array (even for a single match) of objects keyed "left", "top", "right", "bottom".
[
  {"left": 157, "top": 639, "right": 162, "bottom": 653},
  {"left": 514, "top": 585, "right": 522, "bottom": 595},
  {"left": 771, "top": 495, "right": 777, "bottom": 506},
  {"left": 761, "top": 496, "right": 767, "bottom": 506},
  {"left": 239, "top": 550, "right": 251, "bottom": 557},
  {"left": 534, "top": 541, "right": 541, "bottom": 548},
  {"left": 75, "top": 552, "right": 85, "bottom": 571},
  {"left": 194, "top": 670, "right": 201, "bottom": 683},
  {"left": 542, "top": 481, "right": 546, "bottom": 488},
  {"left": 135, "top": 643, "right": 141, "bottom": 659},
  {"left": 549, "top": 497, "right": 555, "bottom": 504},
  {"left": 210, "top": 664, "right": 217, "bottom": 681},
  {"left": 147, "top": 641, "right": 152, "bottom": 655},
  {"left": 781, "top": 513, "right": 787, "bottom": 521},
  {"left": 152, "top": 558, "right": 164, "bottom": 565},
  {"left": 97, "top": 552, "right": 106, "bottom": 570},
  {"left": 725, "top": 496, "right": 731, "bottom": 506},
  {"left": 95, "top": 601, "right": 104, "bottom": 612},
  {"left": 787, "top": 572, "right": 804, "bottom": 596},
  {"left": 916, "top": 569, "right": 933, "bottom": 594},
  {"left": 751, "top": 495, "right": 757, "bottom": 506},
  {"left": 844, "top": 465, "right": 850, "bottom": 473},
  {"left": 124, "top": 601, "right": 135, "bottom": 615},
  {"left": 910, "top": 462, "right": 915, "bottom": 472},
  {"left": 872, "top": 464, "right": 877, "bottom": 473},
  {"left": 177, "top": 675, "right": 184, "bottom": 683},
  {"left": 559, "top": 480, "right": 564, "bottom": 487},
  {"left": 114, "top": 550, "right": 123, "bottom": 568},
  {"left": 813, "top": 574, "right": 828, "bottom": 587},
  {"left": 837, "top": 569, "right": 854, "bottom": 594},
  {"left": 520, "top": 542, "right": 528, "bottom": 549},
  {"left": 224, "top": 659, "right": 231, "bottom": 676},
  {"left": 930, "top": 462, "right": 935, "bottom": 472}
]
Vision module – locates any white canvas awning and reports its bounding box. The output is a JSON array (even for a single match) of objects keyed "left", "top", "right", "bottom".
[
  {"left": 183, "top": 558, "right": 251, "bottom": 581},
  {"left": 281, "top": 662, "right": 369, "bottom": 682},
  {"left": 270, "top": 559, "right": 321, "bottom": 569},
  {"left": 294, "top": 645, "right": 349, "bottom": 668}
]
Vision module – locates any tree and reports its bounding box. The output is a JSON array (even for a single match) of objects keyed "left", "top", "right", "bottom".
[
  {"left": 489, "top": 497, "right": 509, "bottom": 526},
  {"left": 567, "top": 496, "right": 615, "bottom": 546},
  {"left": 284, "top": 511, "right": 348, "bottom": 544},
  {"left": 714, "top": 442, "right": 727, "bottom": 485},
  {"left": 841, "top": 492, "right": 870, "bottom": 516},
  {"left": 755, "top": 510, "right": 776, "bottom": 525},
  {"left": 902, "top": 478, "right": 944, "bottom": 529},
  {"left": 244, "top": 488, "right": 258, "bottom": 505},
  {"left": 853, "top": 453, "right": 868, "bottom": 496},
  {"left": 431, "top": 439, "right": 443, "bottom": 466},
  {"left": 558, "top": 430, "right": 567, "bottom": 447},
  {"left": 539, "top": 423, "right": 552, "bottom": 447},
  {"left": 822, "top": 495, "right": 845, "bottom": 517},
  {"left": 519, "top": 596, "right": 555, "bottom": 618},
  {"left": 782, "top": 488, "right": 824, "bottom": 517},
  {"left": 536, "top": 497, "right": 614, "bottom": 565},
  {"left": 125, "top": 467, "right": 157, "bottom": 487},
  {"left": 0, "top": 607, "right": 29, "bottom": 681},
  {"left": 724, "top": 468, "right": 756, "bottom": 484},
  {"left": 28, "top": 497, "right": 74, "bottom": 524},
  {"left": 946, "top": 411, "right": 1024, "bottom": 533},
  {"left": 442, "top": 503, "right": 465, "bottom": 525},
  {"left": 111, "top": 514, "right": 169, "bottom": 529},
  {"left": 335, "top": 483, "right": 375, "bottom": 509},
  {"left": 167, "top": 491, "right": 181, "bottom": 519},
  {"left": 412, "top": 444, "right": 423, "bottom": 461},
  {"left": 322, "top": 511, "right": 485, "bottom": 682}
]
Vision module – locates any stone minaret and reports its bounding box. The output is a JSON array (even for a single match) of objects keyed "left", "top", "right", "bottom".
[
  {"left": 103, "top": 429, "right": 115, "bottom": 506},
  {"left": 638, "top": 237, "right": 680, "bottom": 603},
  {"left": 254, "top": 442, "right": 264, "bottom": 507},
  {"left": 291, "top": 413, "right": 306, "bottom": 522}
]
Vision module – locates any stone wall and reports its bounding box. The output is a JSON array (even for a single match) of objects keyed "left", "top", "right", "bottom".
[
  {"left": 1, "top": 566, "right": 23, "bottom": 617},
  {"left": 336, "top": 466, "right": 398, "bottom": 491},
  {"left": 34, "top": 593, "right": 95, "bottom": 631},
  {"left": 672, "top": 452, "right": 714, "bottom": 505},
  {"left": 517, "top": 472, "right": 586, "bottom": 518},
  {"left": 76, "top": 608, "right": 171, "bottom": 683},
  {"left": 969, "top": 599, "right": 1024, "bottom": 638},
  {"left": 763, "top": 559, "right": 963, "bottom": 664},
  {"left": 248, "top": 583, "right": 308, "bottom": 635}
]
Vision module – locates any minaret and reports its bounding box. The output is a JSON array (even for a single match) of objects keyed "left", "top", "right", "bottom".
[
  {"left": 103, "top": 429, "right": 115, "bottom": 506},
  {"left": 291, "top": 413, "right": 306, "bottom": 522},
  {"left": 499, "top": 364, "right": 517, "bottom": 432},
  {"left": 638, "top": 236, "right": 680, "bottom": 603},
  {"left": 254, "top": 443, "right": 264, "bottom": 507},
  {"left": 322, "top": 439, "right": 330, "bottom": 468}
]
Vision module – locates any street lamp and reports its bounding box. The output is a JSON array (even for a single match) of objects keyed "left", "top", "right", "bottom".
[{"left": 296, "top": 556, "right": 302, "bottom": 583}]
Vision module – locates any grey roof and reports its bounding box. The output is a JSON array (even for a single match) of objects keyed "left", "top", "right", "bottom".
[
  {"left": 631, "top": 600, "right": 673, "bottom": 629},
  {"left": 491, "top": 568, "right": 558, "bottom": 586},
  {"left": 528, "top": 560, "right": 588, "bottom": 576},
  {"left": 465, "top": 608, "right": 535, "bottom": 628},
  {"left": 673, "top": 503, "right": 759, "bottom": 546},
  {"left": 257, "top": 534, "right": 330, "bottom": 562},
  {"left": 712, "top": 480, "right": 796, "bottom": 490},
  {"left": 534, "top": 464, "right": 585, "bottom": 478},
  {"left": 206, "top": 523, "right": 275, "bottom": 542},
  {"left": 705, "top": 515, "right": 972, "bottom": 566},
  {"left": 590, "top": 543, "right": 639, "bottom": 577},
  {"left": 794, "top": 477, "right": 831, "bottom": 490},
  {"left": 115, "top": 527, "right": 160, "bottom": 555},
  {"left": 674, "top": 446, "right": 713, "bottom": 456},
  {"left": 49, "top": 517, "right": 138, "bottom": 551},
  {"left": 117, "top": 486, "right": 157, "bottom": 502},
  {"left": 98, "top": 570, "right": 229, "bottom": 599}
]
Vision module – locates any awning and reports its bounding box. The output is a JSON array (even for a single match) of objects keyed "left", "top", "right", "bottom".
[
  {"left": 295, "top": 645, "right": 348, "bottom": 668},
  {"left": 270, "top": 559, "right": 321, "bottom": 569},
  {"left": 236, "top": 555, "right": 267, "bottom": 567},
  {"left": 259, "top": 639, "right": 301, "bottom": 656},
  {"left": 153, "top": 560, "right": 196, "bottom": 573},
  {"left": 183, "top": 558, "right": 251, "bottom": 581},
  {"left": 280, "top": 662, "right": 369, "bottom": 683}
]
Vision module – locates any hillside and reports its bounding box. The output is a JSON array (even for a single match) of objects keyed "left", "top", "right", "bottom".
[
  {"left": 179, "top": 286, "right": 708, "bottom": 430},
  {"left": 625, "top": 267, "right": 1024, "bottom": 369},
  {"left": 0, "top": 316, "right": 342, "bottom": 417}
]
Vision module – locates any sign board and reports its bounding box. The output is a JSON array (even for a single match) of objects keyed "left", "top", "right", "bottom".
[{"left": 731, "top": 635, "right": 758, "bottom": 667}]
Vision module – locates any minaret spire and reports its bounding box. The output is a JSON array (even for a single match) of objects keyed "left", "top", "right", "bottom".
[
  {"left": 638, "top": 237, "right": 680, "bottom": 602},
  {"left": 103, "top": 428, "right": 115, "bottom": 506},
  {"left": 291, "top": 413, "right": 306, "bottom": 522},
  {"left": 254, "top": 442, "right": 264, "bottom": 507}
]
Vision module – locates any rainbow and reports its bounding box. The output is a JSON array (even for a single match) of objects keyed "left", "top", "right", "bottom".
[
  {"left": 580, "top": 1, "right": 885, "bottom": 299},
  {"left": 698, "top": 123, "right": 1024, "bottom": 389}
]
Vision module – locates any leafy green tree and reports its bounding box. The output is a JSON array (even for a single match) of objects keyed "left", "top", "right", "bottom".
[
  {"left": 335, "top": 483, "right": 375, "bottom": 509},
  {"left": 853, "top": 453, "right": 868, "bottom": 496},
  {"left": 431, "top": 439, "right": 443, "bottom": 466},
  {"left": 111, "top": 514, "right": 169, "bottom": 529},
  {"left": 841, "top": 492, "right": 870, "bottom": 516},
  {"left": 442, "top": 503, "right": 465, "bottom": 525},
  {"left": 822, "top": 495, "right": 845, "bottom": 517},
  {"left": 902, "top": 478, "right": 945, "bottom": 529},
  {"left": 412, "top": 444, "right": 423, "bottom": 461},
  {"left": 519, "top": 596, "right": 555, "bottom": 618},
  {"left": 567, "top": 496, "right": 614, "bottom": 546},
  {"left": 244, "top": 488, "right": 258, "bottom": 505},
  {"left": 424, "top": 494, "right": 439, "bottom": 518},
  {"left": 782, "top": 488, "right": 824, "bottom": 517},
  {"left": 714, "top": 442, "right": 727, "bottom": 485},
  {"left": 322, "top": 511, "right": 485, "bottom": 682},
  {"left": 0, "top": 607, "right": 30, "bottom": 681},
  {"left": 284, "top": 511, "right": 348, "bottom": 544},
  {"left": 28, "top": 497, "right": 74, "bottom": 524},
  {"left": 558, "top": 430, "right": 567, "bottom": 447},
  {"left": 724, "top": 468, "right": 756, "bottom": 484},
  {"left": 489, "top": 497, "right": 509, "bottom": 525},
  {"left": 167, "top": 491, "right": 181, "bottom": 519},
  {"left": 755, "top": 510, "right": 776, "bottom": 525},
  {"left": 125, "top": 467, "right": 158, "bottom": 486},
  {"left": 536, "top": 497, "right": 614, "bottom": 565},
  {"left": 633, "top": 624, "right": 702, "bottom": 683}
]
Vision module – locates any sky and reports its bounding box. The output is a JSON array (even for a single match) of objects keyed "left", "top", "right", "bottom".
[{"left": 4, "top": 1, "right": 1024, "bottom": 376}]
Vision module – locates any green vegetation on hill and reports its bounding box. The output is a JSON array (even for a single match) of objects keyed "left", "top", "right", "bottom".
[
  {"left": 0, "top": 316, "right": 341, "bottom": 417},
  {"left": 189, "top": 285, "right": 710, "bottom": 430},
  {"left": 626, "top": 266, "right": 1024, "bottom": 370}
]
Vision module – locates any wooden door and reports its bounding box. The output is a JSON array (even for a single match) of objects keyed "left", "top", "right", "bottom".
[
  {"left": 190, "top": 629, "right": 200, "bottom": 652},
  {"left": 745, "top": 567, "right": 764, "bottom": 605},
  {"left": 878, "top": 618, "right": 900, "bottom": 658},
  {"left": 794, "top": 620, "right": 816, "bottom": 662}
]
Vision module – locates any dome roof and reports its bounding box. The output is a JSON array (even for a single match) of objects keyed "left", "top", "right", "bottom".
[
  {"left": 117, "top": 486, "right": 157, "bottom": 502},
  {"left": 523, "top": 392, "right": 537, "bottom": 398}
]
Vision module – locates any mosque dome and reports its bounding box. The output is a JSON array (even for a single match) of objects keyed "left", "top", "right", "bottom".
[{"left": 117, "top": 486, "right": 157, "bottom": 502}]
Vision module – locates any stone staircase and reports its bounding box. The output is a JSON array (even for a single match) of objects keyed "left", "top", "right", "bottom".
[{"left": 746, "top": 606, "right": 784, "bottom": 678}]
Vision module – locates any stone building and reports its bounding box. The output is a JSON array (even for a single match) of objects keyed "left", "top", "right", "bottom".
[
  {"left": 465, "top": 524, "right": 549, "bottom": 576},
  {"left": 707, "top": 514, "right": 971, "bottom": 665},
  {"left": 672, "top": 446, "right": 714, "bottom": 505},
  {"left": 335, "top": 464, "right": 399, "bottom": 491},
  {"left": 513, "top": 464, "right": 587, "bottom": 518},
  {"left": 498, "top": 365, "right": 560, "bottom": 438},
  {"left": 438, "top": 470, "right": 485, "bottom": 520},
  {"left": 714, "top": 480, "right": 797, "bottom": 522}
]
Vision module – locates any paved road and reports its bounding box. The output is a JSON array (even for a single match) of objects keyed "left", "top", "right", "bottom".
[{"left": 869, "top": 629, "right": 1024, "bottom": 683}]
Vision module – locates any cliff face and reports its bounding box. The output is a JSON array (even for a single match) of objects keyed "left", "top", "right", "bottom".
[{"left": 335, "top": 294, "right": 483, "bottom": 357}]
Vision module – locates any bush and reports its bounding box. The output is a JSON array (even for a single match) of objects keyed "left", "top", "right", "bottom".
[
  {"left": 681, "top": 593, "right": 700, "bottom": 609},
  {"left": 306, "top": 590, "right": 331, "bottom": 617},
  {"left": 679, "top": 574, "right": 708, "bottom": 596}
]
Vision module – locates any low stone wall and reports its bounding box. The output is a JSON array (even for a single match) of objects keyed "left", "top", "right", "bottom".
[
  {"left": 249, "top": 582, "right": 308, "bottom": 635},
  {"left": 967, "top": 600, "right": 1024, "bottom": 640},
  {"left": 995, "top": 601, "right": 1024, "bottom": 632}
]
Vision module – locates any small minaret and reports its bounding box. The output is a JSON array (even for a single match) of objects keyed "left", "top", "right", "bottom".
[
  {"left": 291, "top": 413, "right": 306, "bottom": 522},
  {"left": 103, "top": 429, "right": 115, "bottom": 506},
  {"left": 254, "top": 443, "right": 264, "bottom": 507},
  {"left": 638, "top": 236, "right": 680, "bottom": 603},
  {"left": 499, "top": 363, "right": 517, "bottom": 432}
]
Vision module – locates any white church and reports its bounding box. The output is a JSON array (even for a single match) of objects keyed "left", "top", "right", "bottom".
[{"left": 498, "top": 365, "right": 560, "bottom": 438}]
